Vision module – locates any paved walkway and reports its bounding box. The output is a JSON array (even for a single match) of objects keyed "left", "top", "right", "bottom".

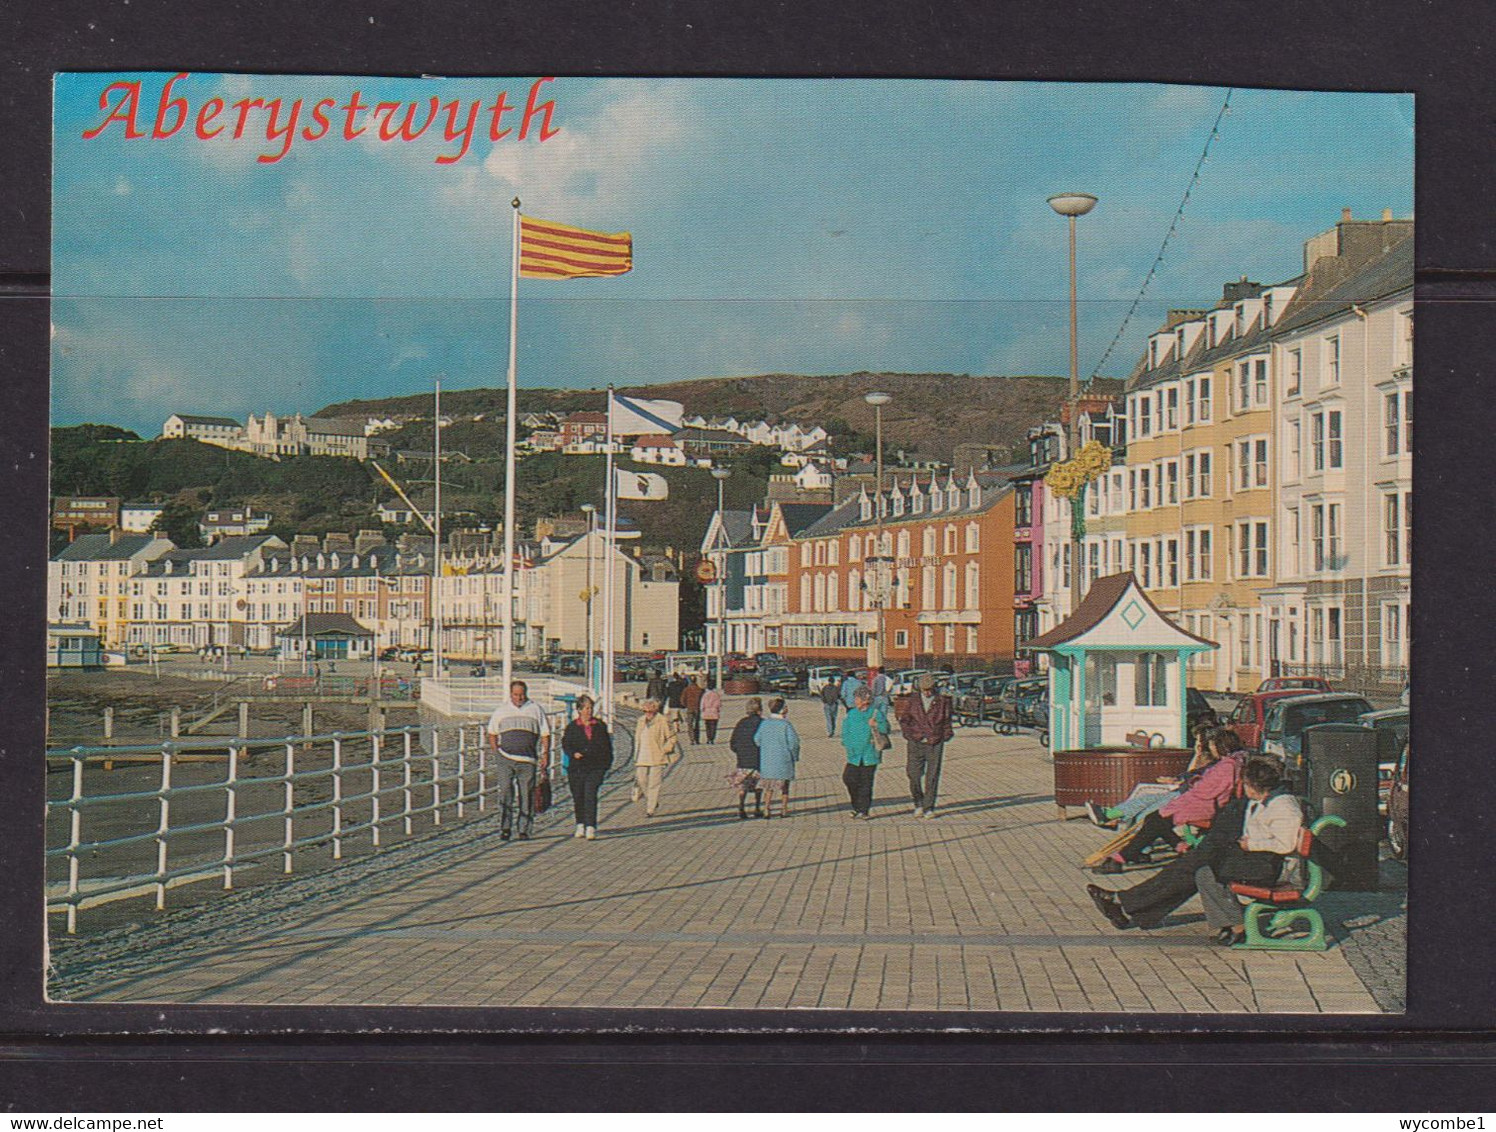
[{"left": 49, "top": 698, "right": 1401, "bottom": 1013}]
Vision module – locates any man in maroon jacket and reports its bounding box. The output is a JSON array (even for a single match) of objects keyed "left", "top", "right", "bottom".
[{"left": 897, "top": 672, "right": 955, "bottom": 818}]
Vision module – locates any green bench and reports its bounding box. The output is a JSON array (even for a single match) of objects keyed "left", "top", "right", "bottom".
[{"left": 1228, "top": 813, "right": 1347, "bottom": 951}]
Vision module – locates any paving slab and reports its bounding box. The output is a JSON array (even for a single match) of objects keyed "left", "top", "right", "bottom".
[{"left": 48, "top": 697, "right": 1404, "bottom": 1014}]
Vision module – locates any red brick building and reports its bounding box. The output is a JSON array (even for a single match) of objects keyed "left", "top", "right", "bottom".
[
  {"left": 560, "top": 412, "right": 609, "bottom": 447},
  {"left": 777, "top": 470, "right": 1018, "bottom": 670}
]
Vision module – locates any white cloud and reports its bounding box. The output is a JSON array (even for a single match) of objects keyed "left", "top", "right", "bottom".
[{"left": 463, "top": 80, "right": 698, "bottom": 223}]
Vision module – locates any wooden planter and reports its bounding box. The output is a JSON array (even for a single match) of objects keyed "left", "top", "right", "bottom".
[
  {"left": 723, "top": 677, "right": 760, "bottom": 695},
  {"left": 1053, "top": 746, "right": 1194, "bottom": 817}
]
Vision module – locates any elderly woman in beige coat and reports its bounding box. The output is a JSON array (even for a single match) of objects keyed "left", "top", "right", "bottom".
[{"left": 631, "top": 698, "right": 680, "bottom": 817}]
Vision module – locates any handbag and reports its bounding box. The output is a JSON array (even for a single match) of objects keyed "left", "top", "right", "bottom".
[
  {"left": 532, "top": 775, "right": 553, "bottom": 814},
  {"left": 870, "top": 724, "right": 892, "bottom": 752}
]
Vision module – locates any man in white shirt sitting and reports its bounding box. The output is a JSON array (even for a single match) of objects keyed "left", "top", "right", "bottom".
[{"left": 1087, "top": 758, "right": 1304, "bottom": 943}]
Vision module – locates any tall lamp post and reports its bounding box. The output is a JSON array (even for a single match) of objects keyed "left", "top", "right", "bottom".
[
  {"left": 863, "top": 391, "right": 892, "bottom": 669},
  {"left": 581, "top": 503, "right": 598, "bottom": 693},
  {"left": 710, "top": 466, "right": 731, "bottom": 688},
  {"left": 1047, "top": 191, "right": 1097, "bottom": 614}
]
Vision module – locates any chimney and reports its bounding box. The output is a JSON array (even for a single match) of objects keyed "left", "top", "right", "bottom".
[
  {"left": 1382, "top": 208, "right": 1393, "bottom": 222},
  {"left": 1341, "top": 207, "right": 1353, "bottom": 223},
  {"left": 109, "top": 527, "right": 123, "bottom": 545}
]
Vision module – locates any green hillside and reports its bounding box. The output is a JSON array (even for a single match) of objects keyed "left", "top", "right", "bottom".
[
  {"left": 48, "top": 427, "right": 770, "bottom": 558},
  {"left": 318, "top": 371, "right": 1118, "bottom": 463}
]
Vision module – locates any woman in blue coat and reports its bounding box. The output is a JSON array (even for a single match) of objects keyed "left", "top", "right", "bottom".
[{"left": 753, "top": 697, "right": 802, "bottom": 818}]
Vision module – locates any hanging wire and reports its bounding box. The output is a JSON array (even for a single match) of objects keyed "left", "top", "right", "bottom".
[{"left": 1083, "top": 87, "right": 1235, "bottom": 392}]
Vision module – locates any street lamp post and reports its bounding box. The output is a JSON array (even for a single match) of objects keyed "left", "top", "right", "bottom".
[
  {"left": 581, "top": 503, "right": 597, "bottom": 693},
  {"left": 1047, "top": 191, "right": 1098, "bottom": 614},
  {"left": 711, "top": 467, "right": 731, "bottom": 688},
  {"left": 864, "top": 391, "right": 892, "bottom": 669}
]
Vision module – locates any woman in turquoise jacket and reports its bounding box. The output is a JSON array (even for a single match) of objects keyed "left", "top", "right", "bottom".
[
  {"left": 840, "top": 687, "right": 889, "bottom": 818},
  {"left": 753, "top": 697, "right": 802, "bottom": 818}
]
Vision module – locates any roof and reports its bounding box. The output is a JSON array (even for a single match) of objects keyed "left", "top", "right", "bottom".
[
  {"left": 632, "top": 433, "right": 678, "bottom": 447},
  {"left": 777, "top": 502, "right": 833, "bottom": 536},
  {"left": 53, "top": 533, "right": 163, "bottom": 562},
  {"left": 1126, "top": 222, "right": 1412, "bottom": 393},
  {"left": 797, "top": 493, "right": 864, "bottom": 538},
  {"left": 304, "top": 416, "right": 368, "bottom": 437},
  {"left": 719, "top": 509, "right": 756, "bottom": 547},
  {"left": 181, "top": 535, "right": 281, "bottom": 560},
  {"left": 172, "top": 414, "right": 241, "bottom": 427},
  {"left": 1024, "top": 572, "right": 1216, "bottom": 651},
  {"left": 276, "top": 612, "right": 373, "bottom": 638},
  {"left": 122, "top": 500, "right": 164, "bottom": 510},
  {"left": 565, "top": 411, "right": 609, "bottom": 424},
  {"left": 1271, "top": 236, "right": 1413, "bottom": 337},
  {"left": 674, "top": 427, "right": 748, "bottom": 443}
]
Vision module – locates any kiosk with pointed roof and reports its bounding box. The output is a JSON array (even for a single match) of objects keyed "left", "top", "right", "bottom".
[{"left": 1025, "top": 572, "right": 1217, "bottom": 754}]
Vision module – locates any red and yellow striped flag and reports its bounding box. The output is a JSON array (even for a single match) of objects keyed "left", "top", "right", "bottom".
[{"left": 519, "top": 216, "right": 633, "bottom": 278}]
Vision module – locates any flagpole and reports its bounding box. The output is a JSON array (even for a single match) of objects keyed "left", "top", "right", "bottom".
[
  {"left": 502, "top": 197, "right": 521, "bottom": 690},
  {"left": 432, "top": 374, "right": 443, "bottom": 677},
  {"left": 602, "top": 385, "right": 617, "bottom": 722}
]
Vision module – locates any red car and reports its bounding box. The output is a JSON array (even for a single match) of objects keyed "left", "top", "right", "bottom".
[
  {"left": 1224, "top": 689, "right": 1316, "bottom": 750},
  {"left": 1254, "top": 676, "right": 1334, "bottom": 694}
]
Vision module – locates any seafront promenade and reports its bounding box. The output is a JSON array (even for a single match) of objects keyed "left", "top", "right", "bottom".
[{"left": 49, "top": 696, "right": 1404, "bottom": 1014}]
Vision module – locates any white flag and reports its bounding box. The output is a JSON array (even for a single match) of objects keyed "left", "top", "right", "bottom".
[{"left": 615, "top": 469, "right": 669, "bottom": 501}]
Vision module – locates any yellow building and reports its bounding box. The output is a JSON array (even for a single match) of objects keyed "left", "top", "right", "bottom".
[{"left": 1122, "top": 277, "right": 1298, "bottom": 693}]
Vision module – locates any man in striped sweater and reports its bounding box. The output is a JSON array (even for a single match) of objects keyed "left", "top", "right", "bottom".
[{"left": 486, "top": 680, "right": 552, "bottom": 841}]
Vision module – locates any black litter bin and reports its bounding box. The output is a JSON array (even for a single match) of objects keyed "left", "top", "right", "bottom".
[{"left": 1301, "top": 723, "right": 1381, "bottom": 891}]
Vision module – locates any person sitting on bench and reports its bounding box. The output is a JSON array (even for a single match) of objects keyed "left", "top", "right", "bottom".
[
  {"left": 1090, "top": 728, "right": 1247, "bottom": 874},
  {"left": 1087, "top": 757, "right": 1304, "bottom": 945},
  {"left": 1085, "top": 722, "right": 1220, "bottom": 829}
]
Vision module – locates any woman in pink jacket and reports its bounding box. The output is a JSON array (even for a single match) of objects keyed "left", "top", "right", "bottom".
[{"left": 1092, "top": 729, "right": 1246, "bottom": 874}]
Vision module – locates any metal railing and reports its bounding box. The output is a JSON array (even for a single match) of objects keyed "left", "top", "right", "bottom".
[
  {"left": 420, "top": 674, "right": 590, "bottom": 718},
  {"left": 247, "top": 673, "right": 419, "bottom": 699},
  {"left": 45, "top": 714, "right": 565, "bottom": 933},
  {"left": 1281, "top": 663, "right": 1409, "bottom": 700}
]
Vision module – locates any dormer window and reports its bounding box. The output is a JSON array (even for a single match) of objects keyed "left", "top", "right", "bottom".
[
  {"left": 1176, "top": 327, "right": 1185, "bottom": 358},
  {"left": 859, "top": 493, "right": 873, "bottom": 522},
  {"left": 1263, "top": 293, "right": 1274, "bottom": 327},
  {"left": 947, "top": 484, "right": 960, "bottom": 510},
  {"left": 1234, "top": 305, "right": 1244, "bottom": 337},
  {"left": 1207, "top": 318, "right": 1217, "bottom": 348},
  {"left": 1149, "top": 339, "right": 1159, "bottom": 368},
  {"left": 968, "top": 482, "right": 981, "bottom": 509}
]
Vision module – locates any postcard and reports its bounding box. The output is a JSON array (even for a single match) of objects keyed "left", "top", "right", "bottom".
[{"left": 46, "top": 73, "right": 1412, "bottom": 1017}]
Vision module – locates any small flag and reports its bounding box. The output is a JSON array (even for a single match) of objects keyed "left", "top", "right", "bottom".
[
  {"left": 615, "top": 469, "right": 669, "bottom": 501},
  {"left": 520, "top": 216, "right": 633, "bottom": 279}
]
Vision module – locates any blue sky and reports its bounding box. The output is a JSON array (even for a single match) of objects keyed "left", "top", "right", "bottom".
[{"left": 52, "top": 74, "right": 1414, "bottom": 435}]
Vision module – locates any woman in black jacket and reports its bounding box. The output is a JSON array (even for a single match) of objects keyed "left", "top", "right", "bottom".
[
  {"left": 727, "top": 697, "right": 764, "bottom": 820},
  {"left": 561, "top": 694, "right": 613, "bottom": 840}
]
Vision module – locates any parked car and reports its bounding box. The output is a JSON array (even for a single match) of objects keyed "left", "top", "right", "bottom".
[
  {"left": 1261, "top": 692, "right": 1375, "bottom": 780},
  {"left": 889, "top": 669, "right": 929, "bottom": 695},
  {"left": 1187, "top": 687, "right": 1221, "bottom": 734},
  {"left": 1386, "top": 743, "right": 1409, "bottom": 860},
  {"left": 806, "top": 665, "right": 844, "bottom": 693},
  {"left": 378, "top": 646, "right": 402, "bottom": 661},
  {"left": 955, "top": 676, "right": 1013, "bottom": 726},
  {"left": 1224, "top": 689, "right": 1315, "bottom": 751},
  {"left": 756, "top": 666, "right": 800, "bottom": 694},
  {"left": 1254, "top": 675, "right": 1335, "bottom": 695},
  {"left": 994, "top": 676, "right": 1047, "bottom": 734},
  {"left": 1360, "top": 707, "right": 1411, "bottom": 813}
]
